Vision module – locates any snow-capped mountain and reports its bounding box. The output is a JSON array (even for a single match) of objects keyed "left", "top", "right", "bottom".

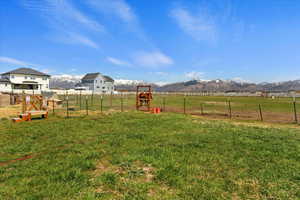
[
  {"left": 50, "top": 74, "right": 82, "bottom": 89},
  {"left": 51, "top": 74, "right": 83, "bottom": 82},
  {"left": 49, "top": 74, "right": 300, "bottom": 92},
  {"left": 50, "top": 75, "right": 152, "bottom": 89},
  {"left": 114, "top": 79, "right": 145, "bottom": 86}
]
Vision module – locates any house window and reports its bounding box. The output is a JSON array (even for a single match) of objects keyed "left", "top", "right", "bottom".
[
  {"left": 102, "top": 87, "right": 105, "bottom": 89},
  {"left": 46, "top": 84, "right": 48, "bottom": 88},
  {"left": 42, "top": 77, "right": 47, "bottom": 80},
  {"left": 25, "top": 76, "right": 28, "bottom": 79},
  {"left": 5, "top": 84, "right": 7, "bottom": 87},
  {"left": 97, "top": 86, "right": 100, "bottom": 88},
  {"left": 11, "top": 75, "right": 15, "bottom": 79},
  {"left": 31, "top": 77, "right": 36, "bottom": 80}
]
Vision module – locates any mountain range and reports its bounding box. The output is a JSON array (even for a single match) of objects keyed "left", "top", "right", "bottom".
[{"left": 50, "top": 75, "right": 300, "bottom": 92}]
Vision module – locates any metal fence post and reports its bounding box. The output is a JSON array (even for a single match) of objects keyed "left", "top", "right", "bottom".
[
  {"left": 52, "top": 99, "right": 55, "bottom": 115},
  {"left": 293, "top": 101, "right": 298, "bottom": 123},
  {"left": 110, "top": 92, "right": 113, "bottom": 108},
  {"left": 86, "top": 96, "right": 89, "bottom": 116},
  {"left": 91, "top": 91, "right": 94, "bottom": 106},
  {"left": 184, "top": 97, "right": 186, "bottom": 114},
  {"left": 80, "top": 90, "right": 82, "bottom": 110},
  {"left": 200, "top": 103, "right": 204, "bottom": 115},
  {"left": 66, "top": 96, "right": 69, "bottom": 118},
  {"left": 258, "top": 104, "right": 263, "bottom": 122},
  {"left": 228, "top": 100, "right": 232, "bottom": 119},
  {"left": 10, "top": 88, "right": 14, "bottom": 105},
  {"left": 100, "top": 96, "right": 103, "bottom": 113},
  {"left": 121, "top": 95, "right": 124, "bottom": 112}
]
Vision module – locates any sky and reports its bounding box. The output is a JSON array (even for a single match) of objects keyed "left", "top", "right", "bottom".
[{"left": 1, "top": 0, "right": 300, "bottom": 84}]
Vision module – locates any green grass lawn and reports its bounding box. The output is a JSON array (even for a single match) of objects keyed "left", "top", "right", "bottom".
[{"left": 1, "top": 112, "right": 299, "bottom": 199}]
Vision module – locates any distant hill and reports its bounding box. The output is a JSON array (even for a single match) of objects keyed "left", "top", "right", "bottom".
[
  {"left": 50, "top": 75, "right": 300, "bottom": 92},
  {"left": 157, "top": 80, "right": 300, "bottom": 92},
  {"left": 157, "top": 80, "right": 257, "bottom": 92}
]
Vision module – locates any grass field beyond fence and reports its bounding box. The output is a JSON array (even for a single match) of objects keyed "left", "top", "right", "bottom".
[
  {"left": 54, "top": 94, "right": 300, "bottom": 124},
  {"left": 0, "top": 112, "right": 299, "bottom": 199}
]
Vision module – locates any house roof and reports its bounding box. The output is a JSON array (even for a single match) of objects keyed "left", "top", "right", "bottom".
[
  {"left": 81, "top": 73, "right": 114, "bottom": 82},
  {"left": 82, "top": 73, "right": 101, "bottom": 80},
  {"left": 2, "top": 68, "right": 50, "bottom": 77},
  {"left": 103, "top": 75, "right": 114, "bottom": 82}
]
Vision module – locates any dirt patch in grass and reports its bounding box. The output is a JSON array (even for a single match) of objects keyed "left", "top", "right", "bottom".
[
  {"left": 92, "top": 159, "right": 156, "bottom": 183},
  {"left": 90, "top": 159, "right": 174, "bottom": 199}
]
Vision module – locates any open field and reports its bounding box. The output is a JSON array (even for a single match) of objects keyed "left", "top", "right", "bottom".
[
  {"left": 52, "top": 94, "right": 300, "bottom": 124},
  {"left": 0, "top": 112, "right": 299, "bottom": 199}
]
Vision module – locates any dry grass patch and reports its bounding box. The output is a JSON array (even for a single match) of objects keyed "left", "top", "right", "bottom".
[
  {"left": 0, "top": 104, "right": 21, "bottom": 118},
  {"left": 89, "top": 158, "right": 175, "bottom": 199}
]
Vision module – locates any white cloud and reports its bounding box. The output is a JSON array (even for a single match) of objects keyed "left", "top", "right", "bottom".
[
  {"left": 85, "top": 0, "right": 148, "bottom": 41},
  {"left": 24, "top": 0, "right": 104, "bottom": 32},
  {"left": 0, "top": 57, "right": 35, "bottom": 66},
  {"left": 23, "top": 0, "right": 102, "bottom": 48},
  {"left": 86, "top": 0, "right": 136, "bottom": 24},
  {"left": 185, "top": 71, "right": 204, "bottom": 80},
  {"left": 64, "top": 32, "right": 99, "bottom": 49},
  {"left": 170, "top": 7, "right": 217, "bottom": 43},
  {"left": 148, "top": 71, "right": 170, "bottom": 77},
  {"left": 155, "top": 72, "right": 169, "bottom": 76},
  {"left": 107, "top": 57, "right": 131, "bottom": 66},
  {"left": 0, "top": 57, "right": 55, "bottom": 74},
  {"left": 133, "top": 51, "right": 174, "bottom": 68}
]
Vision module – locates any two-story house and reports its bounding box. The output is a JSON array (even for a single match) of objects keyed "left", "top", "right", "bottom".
[
  {"left": 0, "top": 68, "right": 50, "bottom": 92},
  {"left": 75, "top": 73, "right": 114, "bottom": 93}
]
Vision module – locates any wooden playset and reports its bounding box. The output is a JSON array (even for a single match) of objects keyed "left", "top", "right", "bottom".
[
  {"left": 12, "top": 94, "right": 48, "bottom": 122},
  {"left": 136, "top": 85, "right": 153, "bottom": 112},
  {"left": 136, "top": 85, "right": 161, "bottom": 114}
]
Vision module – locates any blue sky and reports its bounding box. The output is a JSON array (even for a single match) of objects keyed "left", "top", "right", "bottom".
[{"left": 1, "top": 0, "right": 300, "bottom": 83}]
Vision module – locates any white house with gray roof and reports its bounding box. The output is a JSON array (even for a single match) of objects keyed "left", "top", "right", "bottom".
[
  {"left": 0, "top": 67, "right": 50, "bottom": 93},
  {"left": 75, "top": 73, "right": 114, "bottom": 93}
]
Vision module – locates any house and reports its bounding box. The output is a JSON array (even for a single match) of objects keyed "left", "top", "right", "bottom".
[
  {"left": 0, "top": 68, "right": 50, "bottom": 92},
  {"left": 0, "top": 78, "right": 11, "bottom": 92},
  {"left": 75, "top": 73, "right": 114, "bottom": 93}
]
